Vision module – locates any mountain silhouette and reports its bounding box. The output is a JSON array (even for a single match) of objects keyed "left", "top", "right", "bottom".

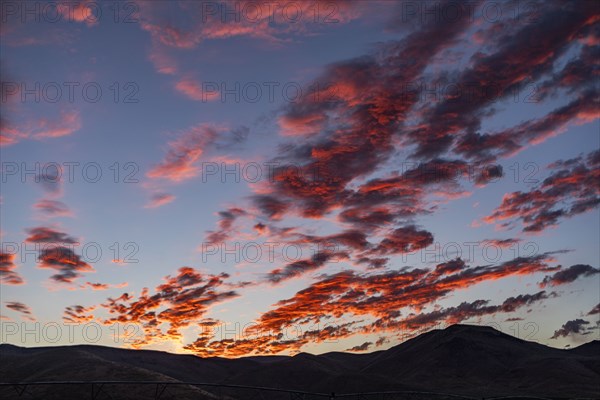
[{"left": 1, "top": 324, "right": 598, "bottom": 399}]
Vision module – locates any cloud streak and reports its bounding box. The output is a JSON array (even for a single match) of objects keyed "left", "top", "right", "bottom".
[
  {"left": 551, "top": 319, "right": 591, "bottom": 339},
  {"left": 484, "top": 151, "right": 600, "bottom": 232},
  {"left": 0, "top": 252, "right": 25, "bottom": 285}
]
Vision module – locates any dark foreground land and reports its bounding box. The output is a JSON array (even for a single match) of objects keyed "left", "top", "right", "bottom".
[{"left": 0, "top": 324, "right": 598, "bottom": 399}]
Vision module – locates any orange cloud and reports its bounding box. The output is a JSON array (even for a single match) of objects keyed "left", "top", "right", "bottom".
[
  {"left": 0, "top": 252, "right": 25, "bottom": 285},
  {"left": 63, "top": 305, "right": 96, "bottom": 323},
  {"left": 185, "top": 253, "right": 559, "bottom": 356},
  {"left": 98, "top": 267, "right": 238, "bottom": 346}
]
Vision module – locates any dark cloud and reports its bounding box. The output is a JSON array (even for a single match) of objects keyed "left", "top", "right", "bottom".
[
  {"left": 37, "top": 246, "right": 93, "bottom": 283},
  {"left": 370, "top": 225, "right": 434, "bottom": 255},
  {"left": 251, "top": 195, "right": 290, "bottom": 220},
  {"left": 266, "top": 251, "right": 349, "bottom": 284},
  {"left": 5, "top": 301, "right": 35, "bottom": 321},
  {"left": 505, "top": 317, "right": 524, "bottom": 322},
  {"left": 431, "top": 258, "right": 466, "bottom": 277},
  {"left": 401, "top": 300, "right": 498, "bottom": 330},
  {"left": 551, "top": 319, "right": 591, "bottom": 339},
  {"left": 338, "top": 206, "right": 397, "bottom": 229},
  {"left": 409, "top": 1, "right": 597, "bottom": 158},
  {"left": 25, "top": 226, "right": 77, "bottom": 244},
  {"left": 402, "top": 291, "right": 553, "bottom": 330},
  {"left": 290, "top": 229, "right": 371, "bottom": 252},
  {"left": 375, "top": 336, "right": 389, "bottom": 347},
  {"left": 356, "top": 257, "right": 389, "bottom": 270},
  {"left": 499, "top": 291, "right": 556, "bottom": 312},
  {"left": 346, "top": 341, "right": 372, "bottom": 352},
  {"left": 540, "top": 264, "right": 600, "bottom": 287},
  {"left": 205, "top": 208, "right": 247, "bottom": 243},
  {"left": 537, "top": 39, "right": 600, "bottom": 101},
  {"left": 455, "top": 91, "right": 600, "bottom": 162}
]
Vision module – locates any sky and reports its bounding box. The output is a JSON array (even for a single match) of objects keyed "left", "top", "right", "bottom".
[{"left": 0, "top": 0, "right": 599, "bottom": 357}]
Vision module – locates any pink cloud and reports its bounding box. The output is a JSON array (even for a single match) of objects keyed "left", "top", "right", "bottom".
[
  {"left": 175, "top": 78, "right": 219, "bottom": 102},
  {"left": 1, "top": 110, "right": 81, "bottom": 146},
  {"left": 147, "top": 124, "right": 222, "bottom": 182},
  {"left": 148, "top": 46, "right": 178, "bottom": 75},
  {"left": 33, "top": 199, "right": 73, "bottom": 218}
]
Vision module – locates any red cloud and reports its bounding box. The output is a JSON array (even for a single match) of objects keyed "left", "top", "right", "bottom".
[{"left": 484, "top": 150, "right": 600, "bottom": 232}]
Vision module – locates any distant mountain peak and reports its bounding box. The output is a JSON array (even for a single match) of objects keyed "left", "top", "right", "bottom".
[
  {"left": 443, "top": 323, "right": 498, "bottom": 332},
  {"left": 0, "top": 343, "right": 22, "bottom": 350},
  {"left": 1, "top": 327, "right": 598, "bottom": 398}
]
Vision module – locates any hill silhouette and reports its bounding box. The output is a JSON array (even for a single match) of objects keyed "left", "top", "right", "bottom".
[{"left": 1, "top": 324, "right": 598, "bottom": 399}]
